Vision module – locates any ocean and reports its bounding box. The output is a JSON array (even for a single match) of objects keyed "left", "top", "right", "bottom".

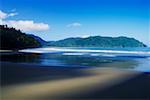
[{"left": 1, "top": 47, "right": 150, "bottom": 72}]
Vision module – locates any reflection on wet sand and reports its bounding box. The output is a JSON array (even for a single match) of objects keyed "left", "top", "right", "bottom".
[{"left": 1, "top": 62, "right": 144, "bottom": 100}]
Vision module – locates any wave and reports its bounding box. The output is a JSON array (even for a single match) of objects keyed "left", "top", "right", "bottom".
[
  {"left": 19, "top": 47, "right": 150, "bottom": 55},
  {"left": 62, "top": 53, "right": 86, "bottom": 56}
]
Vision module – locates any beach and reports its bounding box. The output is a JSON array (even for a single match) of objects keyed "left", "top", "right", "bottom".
[
  {"left": 1, "top": 0, "right": 150, "bottom": 99},
  {"left": 1, "top": 62, "right": 150, "bottom": 100}
]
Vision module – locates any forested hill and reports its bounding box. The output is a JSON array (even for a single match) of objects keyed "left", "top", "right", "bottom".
[
  {"left": 0, "top": 25, "right": 44, "bottom": 50},
  {"left": 47, "top": 36, "right": 147, "bottom": 47},
  {"left": 0, "top": 25, "right": 147, "bottom": 50}
]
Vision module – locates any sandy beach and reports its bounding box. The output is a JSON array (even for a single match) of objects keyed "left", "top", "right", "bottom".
[{"left": 1, "top": 62, "right": 150, "bottom": 100}]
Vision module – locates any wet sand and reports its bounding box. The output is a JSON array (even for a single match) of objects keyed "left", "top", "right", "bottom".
[{"left": 1, "top": 62, "right": 150, "bottom": 100}]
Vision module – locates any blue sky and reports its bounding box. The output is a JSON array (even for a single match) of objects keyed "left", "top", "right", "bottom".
[{"left": 0, "top": 0, "right": 149, "bottom": 45}]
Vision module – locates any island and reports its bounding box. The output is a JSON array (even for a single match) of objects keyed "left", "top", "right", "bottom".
[{"left": 47, "top": 36, "right": 146, "bottom": 47}]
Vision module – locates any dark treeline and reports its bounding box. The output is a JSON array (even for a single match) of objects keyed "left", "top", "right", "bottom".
[{"left": 0, "top": 25, "right": 41, "bottom": 50}]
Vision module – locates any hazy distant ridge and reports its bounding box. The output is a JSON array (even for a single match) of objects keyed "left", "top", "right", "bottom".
[{"left": 46, "top": 36, "right": 146, "bottom": 47}]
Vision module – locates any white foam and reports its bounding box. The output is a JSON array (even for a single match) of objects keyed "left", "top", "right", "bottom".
[
  {"left": 90, "top": 53, "right": 117, "bottom": 57},
  {"left": 19, "top": 47, "right": 150, "bottom": 55},
  {"left": 62, "top": 53, "right": 86, "bottom": 56}
]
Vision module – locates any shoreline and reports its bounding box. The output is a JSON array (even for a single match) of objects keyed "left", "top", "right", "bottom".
[{"left": 1, "top": 62, "right": 150, "bottom": 99}]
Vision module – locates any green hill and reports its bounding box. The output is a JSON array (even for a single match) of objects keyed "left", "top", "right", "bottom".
[
  {"left": 0, "top": 25, "right": 147, "bottom": 49},
  {"left": 47, "top": 36, "right": 146, "bottom": 47},
  {"left": 0, "top": 25, "right": 43, "bottom": 50}
]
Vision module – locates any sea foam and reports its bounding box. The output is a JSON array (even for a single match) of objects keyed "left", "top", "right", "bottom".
[{"left": 19, "top": 47, "right": 150, "bottom": 55}]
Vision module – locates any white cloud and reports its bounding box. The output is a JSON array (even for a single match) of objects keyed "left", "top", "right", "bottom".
[
  {"left": 0, "top": 19, "right": 3, "bottom": 25},
  {"left": 0, "top": 10, "right": 18, "bottom": 19},
  {"left": 67, "top": 22, "right": 82, "bottom": 27},
  {"left": 3, "top": 20, "right": 49, "bottom": 31},
  {"left": 0, "top": 10, "right": 7, "bottom": 19},
  {"left": 0, "top": 10, "right": 50, "bottom": 32},
  {"left": 8, "top": 12, "right": 18, "bottom": 17}
]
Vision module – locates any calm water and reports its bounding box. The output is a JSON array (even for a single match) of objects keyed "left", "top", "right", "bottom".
[{"left": 1, "top": 47, "right": 150, "bottom": 72}]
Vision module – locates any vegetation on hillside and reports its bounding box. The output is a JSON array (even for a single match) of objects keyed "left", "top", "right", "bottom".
[
  {"left": 0, "top": 25, "right": 146, "bottom": 49},
  {"left": 0, "top": 25, "right": 42, "bottom": 50},
  {"left": 47, "top": 36, "right": 146, "bottom": 47}
]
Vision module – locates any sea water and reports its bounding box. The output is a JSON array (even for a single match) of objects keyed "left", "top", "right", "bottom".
[{"left": 1, "top": 47, "right": 150, "bottom": 72}]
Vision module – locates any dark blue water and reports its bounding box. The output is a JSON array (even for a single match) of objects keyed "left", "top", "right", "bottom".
[{"left": 1, "top": 47, "right": 150, "bottom": 72}]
